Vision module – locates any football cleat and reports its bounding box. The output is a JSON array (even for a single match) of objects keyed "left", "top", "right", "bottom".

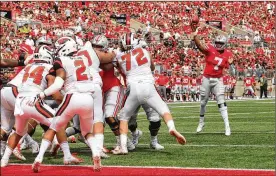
[
  {"left": 1, "top": 158, "right": 9, "bottom": 167},
  {"left": 13, "top": 145, "right": 26, "bottom": 161},
  {"left": 92, "top": 156, "right": 101, "bottom": 172},
  {"left": 132, "top": 130, "right": 143, "bottom": 147},
  {"left": 112, "top": 146, "right": 128, "bottom": 155},
  {"left": 30, "top": 141, "right": 40, "bottom": 154},
  {"left": 169, "top": 129, "right": 186, "bottom": 145},
  {"left": 127, "top": 138, "right": 135, "bottom": 151},
  {"left": 67, "top": 135, "right": 76, "bottom": 143},
  {"left": 64, "top": 154, "right": 83, "bottom": 165},
  {"left": 100, "top": 151, "right": 110, "bottom": 159},
  {"left": 32, "top": 159, "right": 42, "bottom": 173},
  {"left": 225, "top": 126, "right": 231, "bottom": 136},
  {"left": 102, "top": 146, "right": 110, "bottom": 153},
  {"left": 196, "top": 122, "right": 205, "bottom": 133},
  {"left": 150, "top": 142, "right": 165, "bottom": 150}
]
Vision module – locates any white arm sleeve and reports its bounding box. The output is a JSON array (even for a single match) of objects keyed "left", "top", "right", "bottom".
[{"left": 44, "top": 76, "right": 64, "bottom": 96}]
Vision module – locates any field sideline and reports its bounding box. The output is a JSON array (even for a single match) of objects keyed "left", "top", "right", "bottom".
[{"left": 1, "top": 99, "right": 275, "bottom": 175}]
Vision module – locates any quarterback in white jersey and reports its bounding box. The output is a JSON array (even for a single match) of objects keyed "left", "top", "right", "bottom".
[
  {"left": 33, "top": 37, "right": 115, "bottom": 172},
  {"left": 113, "top": 33, "right": 186, "bottom": 155}
]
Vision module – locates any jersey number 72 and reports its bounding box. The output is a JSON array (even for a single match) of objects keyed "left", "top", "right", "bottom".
[{"left": 121, "top": 48, "right": 148, "bottom": 71}]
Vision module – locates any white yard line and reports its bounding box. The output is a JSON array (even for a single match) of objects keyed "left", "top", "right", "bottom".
[{"left": 103, "top": 143, "right": 275, "bottom": 148}]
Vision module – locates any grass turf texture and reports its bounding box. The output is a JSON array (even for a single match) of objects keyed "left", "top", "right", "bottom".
[{"left": 9, "top": 99, "right": 275, "bottom": 169}]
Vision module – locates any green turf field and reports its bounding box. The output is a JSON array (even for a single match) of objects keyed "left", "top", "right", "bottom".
[{"left": 10, "top": 99, "right": 275, "bottom": 169}]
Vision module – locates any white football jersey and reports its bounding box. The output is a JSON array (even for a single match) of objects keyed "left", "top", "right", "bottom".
[
  {"left": 77, "top": 41, "right": 102, "bottom": 86},
  {"left": 18, "top": 63, "right": 53, "bottom": 95},
  {"left": 8, "top": 68, "right": 25, "bottom": 87},
  {"left": 115, "top": 47, "right": 154, "bottom": 85}
]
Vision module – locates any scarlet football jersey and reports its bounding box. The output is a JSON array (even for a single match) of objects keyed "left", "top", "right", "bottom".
[{"left": 203, "top": 44, "right": 232, "bottom": 78}]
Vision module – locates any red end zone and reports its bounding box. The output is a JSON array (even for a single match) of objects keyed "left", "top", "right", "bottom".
[{"left": 1, "top": 164, "right": 274, "bottom": 176}]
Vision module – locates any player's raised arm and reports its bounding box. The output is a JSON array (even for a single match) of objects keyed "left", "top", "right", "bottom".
[
  {"left": 1, "top": 53, "right": 30, "bottom": 67},
  {"left": 190, "top": 16, "right": 209, "bottom": 55}
]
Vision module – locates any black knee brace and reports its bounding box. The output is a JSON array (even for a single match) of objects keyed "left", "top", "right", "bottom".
[
  {"left": 40, "top": 124, "right": 49, "bottom": 132},
  {"left": 149, "top": 120, "right": 161, "bottom": 136},
  {"left": 105, "top": 117, "right": 119, "bottom": 132},
  {"left": 218, "top": 102, "right": 227, "bottom": 108}
]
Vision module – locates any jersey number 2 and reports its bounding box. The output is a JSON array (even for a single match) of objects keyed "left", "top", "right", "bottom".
[
  {"left": 74, "top": 50, "right": 93, "bottom": 81},
  {"left": 22, "top": 66, "right": 45, "bottom": 85},
  {"left": 121, "top": 48, "right": 148, "bottom": 71}
]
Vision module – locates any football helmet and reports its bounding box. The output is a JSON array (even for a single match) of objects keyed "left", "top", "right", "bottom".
[
  {"left": 55, "top": 37, "right": 77, "bottom": 57},
  {"left": 36, "top": 36, "right": 53, "bottom": 47},
  {"left": 92, "top": 35, "right": 109, "bottom": 50},
  {"left": 120, "top": 33, "right": 136, "bottom": 50},
  {"left": 214, "top": 35, "right": 227, "bottom": 51},
  {"left": 33, "top": 45, "right": 54, "bottom": 64}
]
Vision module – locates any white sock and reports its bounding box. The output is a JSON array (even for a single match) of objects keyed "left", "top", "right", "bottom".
[
  {"left": 60, "top": 141, "right": 71, "bottom": 159},
  {"left": 120, "top": 134, "right": 127, "bottom": 149},
  {"left": 94, "top": 134, "right": 104, "bottom": 152},
  {"left": 86, "top": 136, "right": 100, "bottom": 157},
  {"left": 166, "top": 120, "right": 175, "bottom": 131},
  {"left": 199, "top": 115, "right": 205, "bottom": 123},
  {"left": 151, "top": 136, "right": 157, "bottom": 143},
  {"left": 220, "top": 106, "right": 230, "bottom": 127},
  {"left": 2, "top": 146, "right": 12, "bottom": 160},
  {"left": 36, "top": 139, "right": 51, "bottom": 161}
]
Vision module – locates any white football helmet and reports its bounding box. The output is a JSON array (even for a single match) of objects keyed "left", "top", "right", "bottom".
[
  {"left": 120, "top": 33, "right": 136, "bottom": 50},
  {"left": 33, "top": 45, "right": 54, "bottom": 64},
  {"left": 92, "top": 35, "right": 109, "bottom": 50},
  {"left": 36, "top": 36, "right": 52, "bottom": 47},
  {"left": 55, "top": 37, "right": 77, "bottom": 57},
  {"left": 214, "top": 35, "right": 227, "bottom": 51}
]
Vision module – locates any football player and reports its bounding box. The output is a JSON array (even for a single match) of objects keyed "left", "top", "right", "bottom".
[
  {"left": 32, "top": 37, "right": 115, "bottom": 172},
  {"left": 191, "top": 21, "right": 233, "bottom": 136},
  {"left": 1, "top": 45, "right": 80, "bottom": 167},
  {"left": 113, "top": 33, "right": 186, "bottom": 154}
]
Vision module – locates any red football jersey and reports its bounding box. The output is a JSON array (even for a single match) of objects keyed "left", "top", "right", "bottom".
[
  {"left": 100, "top": 67, "right": 122, "bottom": 93},
  {"left": 182, "top": 76, "right": 190, "bottom": 86},
  {"left": 203, "top": 44, "right": 232, "bottom": 78},
  {"left": 244, "top": 77, "right": 254, "bottom": 87},
  {"left": 190, "top": 78, "right": 197, "bottom": 86},
  {"left": 174, "top": 76, "right": 182, "bottom": 85}
]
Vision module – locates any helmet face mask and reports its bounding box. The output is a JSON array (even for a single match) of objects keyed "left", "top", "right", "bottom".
[
  {"left": 33, "top": 45, "right": 54, "bottom": 64},
  {"left": 120, "top": 33, "right": 135, "bottom": 51},
  {"left": 214, "top": 35, "right": 227, "bottom": 51},
  {"left": 55, "top": 37, "right": 77, "bottom": 57}
]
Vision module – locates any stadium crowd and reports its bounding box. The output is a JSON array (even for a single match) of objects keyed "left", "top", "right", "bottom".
[{"left": 1, "top": 1, "right": 275, "bottom": 87}]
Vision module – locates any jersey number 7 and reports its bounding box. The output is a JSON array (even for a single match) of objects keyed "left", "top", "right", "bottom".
[{"left": 121, "top": 48, "right": 148, "bottom": 71}]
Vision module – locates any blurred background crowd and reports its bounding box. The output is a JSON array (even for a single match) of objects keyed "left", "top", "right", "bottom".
[{"left": 1, "top": 1, "right": 275, "bottom": 85}]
